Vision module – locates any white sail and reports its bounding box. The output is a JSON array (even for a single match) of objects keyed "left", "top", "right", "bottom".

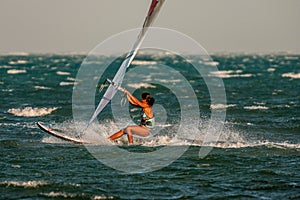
[{"left": 88, "top": 0, "right": 165, "bottom": 125}]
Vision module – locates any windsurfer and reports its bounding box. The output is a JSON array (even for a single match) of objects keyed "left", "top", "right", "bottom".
[{"left": 109, "top": 90, "right": 155, "bottom": 144}]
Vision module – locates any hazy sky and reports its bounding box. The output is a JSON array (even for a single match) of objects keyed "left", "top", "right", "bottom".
[{"left": 1, "top": 0, "right": 299, "bottom": 54}]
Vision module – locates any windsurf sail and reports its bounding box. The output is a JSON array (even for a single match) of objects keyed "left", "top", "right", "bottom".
[{"left": 88, "top": 0, "right": 165, "bottom": 125}]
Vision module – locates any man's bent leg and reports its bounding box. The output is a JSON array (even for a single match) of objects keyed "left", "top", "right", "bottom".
[
  {"left": 109, "top": 129, "right": 124, "bottom": 141},
  {"left": 124, "top": 126, "right": 149, "bottom": 144}
]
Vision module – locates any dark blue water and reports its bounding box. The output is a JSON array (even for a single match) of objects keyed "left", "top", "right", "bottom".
[{"left": 1, "top": 53, "right": 299, "bottom": 199}]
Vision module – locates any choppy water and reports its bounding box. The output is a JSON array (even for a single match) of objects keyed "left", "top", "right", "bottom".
[{"left": 1, "top": 53, "right": 300, "bottom": 199}]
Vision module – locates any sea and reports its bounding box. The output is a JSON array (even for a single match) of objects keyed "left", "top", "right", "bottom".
[{"left": 1, "top": 52, "right": 299, "bottom": 199}]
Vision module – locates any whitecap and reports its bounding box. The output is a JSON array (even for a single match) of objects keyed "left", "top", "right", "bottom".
[
  {"left": 258, "top": 141, "right": 300, "bottom": 149},
  {"left": 0, "top": 65, "right": 12, "bottom": 69},
  {"left": 204, "top": 141, "right": 251, "bottom": 148},
  {"left": 67, "top": 77, "right": 75, "bottom": 81},
  {"left": 41, "top": 192, "right": 109, "bottom": 199},
  {"left": 203, "top": 61, "right": 219, "bottom": 66},
  {"left": 8, "top": 107, "right": 58, "bottom": 117},
  {"left": 7, "top": 69, "right": 27, "bottom": 74},
  {"left": 59, "top": 82, "right": 75, "bottom": 86},
  {"left": 40, "top": 192, "right": 80, "bottom": 198},
  {"left": 56, "top": 71, "right": 71, "bottom": 75},
  {"left": 34, "top": 86, "right": 51, "bottom": 90},
  {"left": 267, "top": 68, "right": 276, "bottom": 72},
  {"left": 253, "top": 102, "right": 266, "bottom": 105},
  {"left": 284, "top": 56, "right": 299, "bottom": 60},
  {"left": 156, "top": 79, "right": 182, "bottom": 84},
  {"left": 242, "top": 58, "right": 250, "bottom": 63},
  {"left": 8, "top": 60, "right": 28, "bottom": 65},
  {"left": 209, "top": 71, "right": 233, "bottom": 78},
  {"left": 11, "top": 164, "right": 21, "bottom": 168},
  {"left": 17, "top": 60, "right": 28, "bottom": 64},
  {"left": 210, "top": 104, "right": 236, "bottom": 109},
  {"left": 0, "top": 181, "right": 49, "bottom": 188},
  {"left": 42, "top": 136, "right": 67, "bottom": 144},
  {"left": 139, "top": 128, "right": 250, "bottom": 148},
  {"left": 244, "top": 105, "right": 269, "bottom": 110},
  {"left": 126, "top": 83, "right": 156, "bottom": 89},
  {"left": 210, "top": 70, "right": 252, "bottom": 78},
  {"left": 272, "top": 89, "right": 283, "bottom": 95},
  {"left": 93, "top": 195, "right": 115, "bottom": 200},
  {"left": 2, "top": 89, "right": 14, "bottom": 92},
  {"left": 55, "top": 119, "right": 254, "bottom": 148},
  {"left": 131, "top": 60, "right": 157, "bottom": 65},
  {"left": 239, "top": 74, "right": 252, "bottom": 77},
  {"left": 282, "top": 72, "right": 300, "bottom": 79}
]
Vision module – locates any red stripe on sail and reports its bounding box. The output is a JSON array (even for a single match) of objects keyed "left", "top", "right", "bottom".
[{"left": 148, "top": 0, "right": 158, "bottom": 16}]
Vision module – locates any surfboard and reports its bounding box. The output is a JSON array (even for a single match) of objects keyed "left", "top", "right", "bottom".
[{"left": 36, "top": 121, "right": 89, "bottom": 144}]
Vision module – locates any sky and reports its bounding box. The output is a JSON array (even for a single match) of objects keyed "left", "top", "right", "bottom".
[{"left": 0, "top": 0, "right": 299, "bottom": 54}]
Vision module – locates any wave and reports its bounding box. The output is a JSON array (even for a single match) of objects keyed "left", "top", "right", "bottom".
[
  {"left": 267, "top": 68, "right": 276, "bottom": 72},
  {"left": 56, "top": 71, "right": 71, "bottom": 75},
  {"left": 40, "top": 120, "right": 300, "bottom": 150},
  {"left": 59, "top": 77, "right": 76, "bottom": 86},
  {"left": 8, "top": 107, "right": 58, "bottom": 117},
  {"left": 211, "top": 104, "right": 236, "bottom": 110},
  {"left": 7, "top": 69, "right": 27, "bottom": 74},
  {"left": 255, "top": 141, "right": 300, "bottom": 149},
  {"left": 0, "top": 65, "right": 13, "bottom": 69},
  {"left": 2, "top": 88, "right": 14, "bottom": 92},
  {"left": 40, "top": 120, "right": 248, "bottom": 148},
  {"left": 59, "top": 81, "right": 75, "bottom": 86},
  {"left": 41, "top": 136, "right": 67, "bottom": 144},
  {"left": 34, "top": 86, "right": 51, "bottom": 90},
  {"left": 210, "top": 70, "right": 253, "bottom": 78},
  {"left": 284, "top": 55, "right": 299, "bottom": 60},
  {"left": 282, "top": 72, "right": 300, "bottom": 79},
  {"left": 244, "top": 105, "right": 269, "bottom": 110},
  {"left": 0, "top": 180, "right": 49, "bottom": 188},
  {"left": 40, "top": 192, "right": 112, "bottom": 199},
  {"left": 131, "top": 60, "right": 157, "bottom": 65},
  {"left": 40, "top": 192, "right": 85, "bottom": 199},
  {"left": 67, "top": 77, "right": 76, "bottom": 81},
  {"left": 8, "top": 60, "right": 28, "bottom": 65},
  {"left": 203, "top": 61, "right": 219, "bottom": 66},
  {"left": 126, "top": 83, "right": 156, "bottom": 89}
]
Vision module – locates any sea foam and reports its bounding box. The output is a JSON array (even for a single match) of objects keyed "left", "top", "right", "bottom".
[
  {"left": 282, "top": 72, "right": 300, "bottom": 79},
  {"left": 131, "top": 60, "right": 157, "bottom": 65},
  {"left": 39, "top": 120, "right": 300, "bottom": 150},
  {"left": 211, "top": 104, "right": 236, "bottom": 109},
  {"left": 56, "top": 71, "right": 71, "bottom": 75},
  {"left": 126, "top": 83, "right": 156, "bottom": 89},
  {"left": 210, "top": 70, "right": 253, "bottom": 78},
  {"left": 8, "top": 60, "right": 28, "bottom": 65},
  {"left": 0, "top": 181, "right": 49, "bottom": 188},
  {"left": 8, "top": 107, "right": 58, "bottom": 117},
  {"left": 59, "top": 82, "right": 75, "bottom": 86},
  {"left": 7, "top": 69, "right": 27, "bottom": 74},
  {"left": 34, "top": 86, "right": 51, "bottom": 90},
  {"left": 244, "top": 105, "right": 269, "bottom": 110}
]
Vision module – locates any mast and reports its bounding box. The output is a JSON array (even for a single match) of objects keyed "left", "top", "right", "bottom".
[{"left": 88, "top": 0, "right": 165, "bottom": 125}]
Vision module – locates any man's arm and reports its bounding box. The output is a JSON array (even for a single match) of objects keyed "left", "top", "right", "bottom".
[{"left": 124, "top": 90, "right": 147, "bottom": 108}]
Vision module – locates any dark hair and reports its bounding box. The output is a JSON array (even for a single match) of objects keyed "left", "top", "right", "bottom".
[
  {"left": 141, "top": 92, "right": 155, "bottom": 106},
  {"left": 141, "top": 92, "right": 150, "bottom": 100}
]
